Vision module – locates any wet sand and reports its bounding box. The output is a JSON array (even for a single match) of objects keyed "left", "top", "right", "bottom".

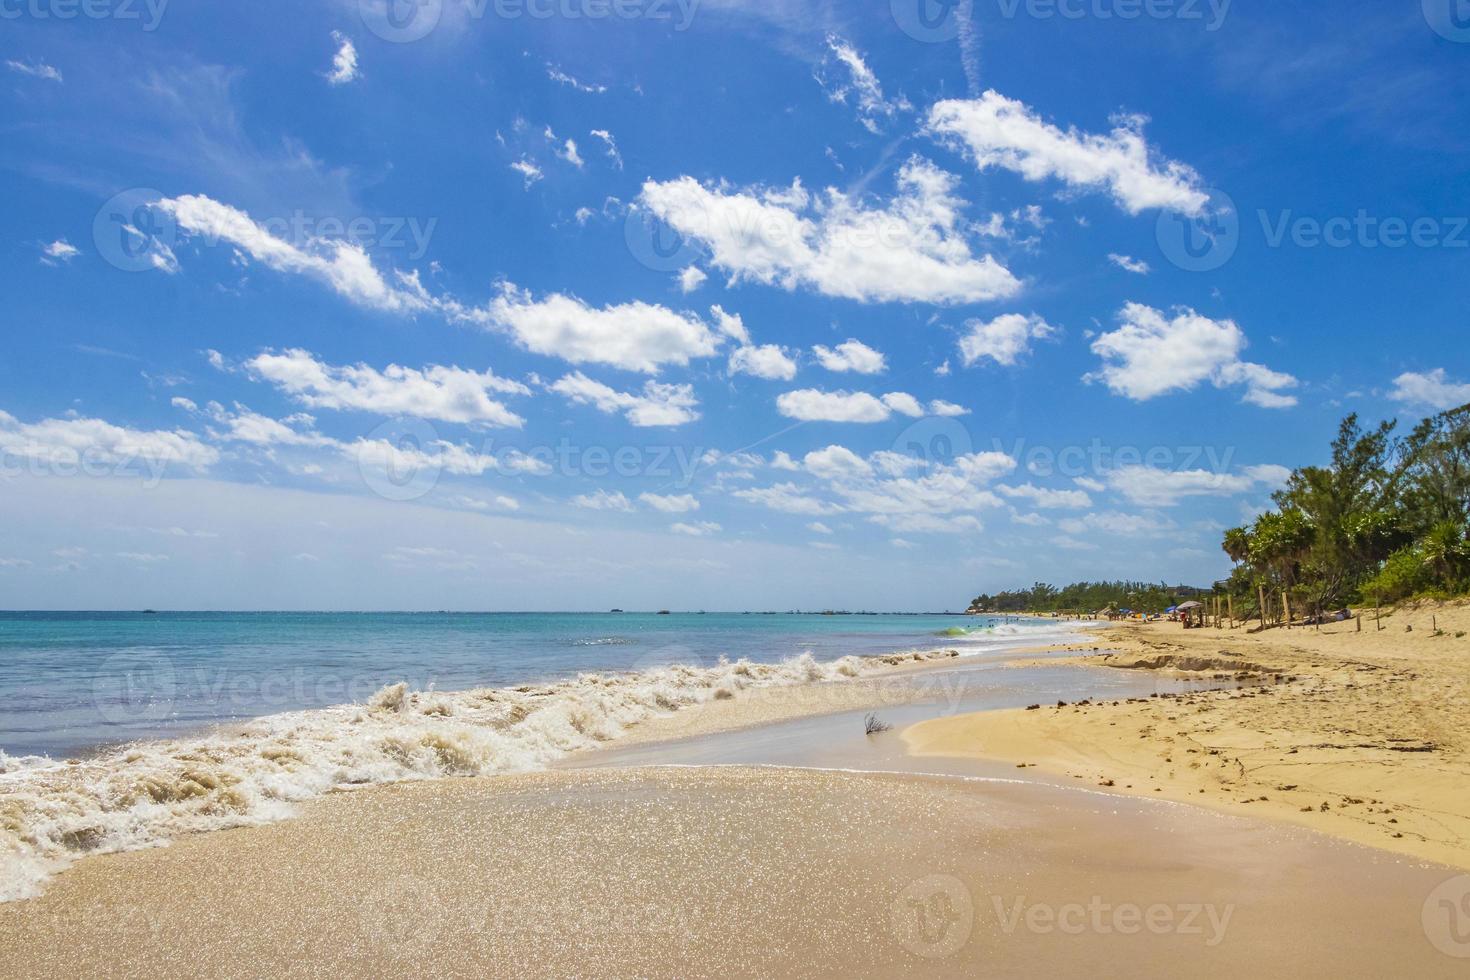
[
  {"left": 0, "top": 766, "right": 1463, "bottom": 978},
  {"left": 3, "top": 620, "right": 1468, "bottom": 975}
]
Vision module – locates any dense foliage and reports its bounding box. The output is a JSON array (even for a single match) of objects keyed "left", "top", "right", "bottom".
[
  {"left": 1221, "top": 403, "right": 1470, "bottom": 614},
  {"left": 968, "top": 581, "right": 1209, "bottom": 614}
]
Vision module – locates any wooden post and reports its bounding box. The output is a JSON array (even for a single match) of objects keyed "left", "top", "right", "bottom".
[
  {"left": 1282, "top": 591, "right": 1291, "bottom": 629},
  {"left": 1356, "top": 615, "right": 1362, "bottom": 633},
  {"left": 1228, "top": 594, "right": 1235, "bottom": 629},
  {"left": 1375, "top": 596, "right": 1382, "bottom": 632},
  {"left": 1258, "top": 584, "right": 1269, "bottom": 628}
]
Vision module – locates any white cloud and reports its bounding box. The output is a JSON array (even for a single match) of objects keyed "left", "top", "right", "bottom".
[
  {"left": 245, "top": 349, "right": 529, "bottom": 427},
  {"left": 1087, "top": 303, "right": 1298, "bottom": 408},
  {"left": 709, "top": 305, "right": 750, "bottom": 344},
  {"left": 957, "top": 313, "right": 1057, "bottom": 367},
  {"left": 0, "top": 409, "right": 218, "bottom": 473},
  {"left": 803, "top": 445, "right": 874, "bottom": 481},
  {"left": 550, "top": 372, "right": 700, "bottom": 427},
  {"left": 5, "top": 59, "right": 62, "bottom": 82},
  {"left": 870, "top": 513, "right": 984, "bottom": 534},
  {"left": 928, "top": 400, "right": 969, "bottom": 417},
  {"left": 880, "top": 392, "right": 925, "bottom": 418},
  {"left": 638, "top": 157, "right": 1020, "bottom": 305},
  {"left": 590, "top": 129, "right": 623, "bottom": 169},
  {"left": 678, "top": 266, "right": 707, "bottom": 293},
  {"left": 776, "top": 389, "right": 889, "bottom": 423},
  {"left": 731, "top": 483, "right": 840, "bottom": 515},
  {"left": 729, "top": 344, "right": 798, "bottom": 381},
  {"left": 156, "top": 195, "right": 430, "bottom": 313},
  {"left": 639, "top": 493, "right": 700, "bottom": 513},
  {"left": 1388, "top": 369, "right": 1470, "bottom": 412},
  {"left": 572, "top": 489, "right": 634, "bottom": 512},
  {"left": 926, "top": 90, "right": 1208, "bottom": 215},
  {"left": 1107, "top": 253, "right": 1150, "bottom": 275},
  {"left": 997, "top": 484, "right": 1092, "bottom": 509},
  {"left": 890, "top": 538, "right": 917, "bottom": 549},
  {"left": 771, "top": 451, "right": 801, "bottom": 471},
  {"left": 813, "top": 339, "right": 886, "bottom": 374},
  {"left": 40, "top": 239, "right": 80, "bottom": 265},
  {"left": 1106, "top": 465, "right": 1283, "bottom": 507},
  {"left": 1073, "top": 476, "right": 1106, "bottom": 493},
  {"left": 484, "top": 285, "right": 721, "bottom": 373},
  {"left": 325, "top": 32, "right": 360, "bottom": 86},
  {"left": 806, "top": 521, "right": 834, "bottom": 534},
  {"left": 816, "top": 35, "right": 907, "bottom": 133},
  {"left": 547, "top": 65, "right": 607, "bottom": 94},
  {"left": 557, "top": 139, "right": 584, "bottom": 168},
  {"left": 671, "top": 521, "right": 721, "bottom": 537},
  {"left": 511, "top": 159, "right": 544, "bottom": 187},
  {"left": 1050, "top": 535, "right": 1098, "bottom": 551}
]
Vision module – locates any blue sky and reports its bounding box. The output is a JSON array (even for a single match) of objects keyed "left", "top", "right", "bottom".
[{"left": 1, "top": 0, "right": 1468, "bottom": 611}]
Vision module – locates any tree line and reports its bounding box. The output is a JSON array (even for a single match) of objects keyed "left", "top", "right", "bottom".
[
  {"left": 1220, "top": 403, "right": 1470, "bottom": 616},
  {"left": 968, "top": 581, "right": 1210, "bottom": 614}
]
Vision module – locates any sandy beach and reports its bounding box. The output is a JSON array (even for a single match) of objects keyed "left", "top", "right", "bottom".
[
  {"left": 3, "top": 612, "right": 1469, "bottom": 975},
  {"left": 906, "top": 603, "right": 1470, "bottom": 871}
]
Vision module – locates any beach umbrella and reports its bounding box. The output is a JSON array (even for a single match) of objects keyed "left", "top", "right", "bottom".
[{"left": 1176, "top": 601, "right": 1204, "bottom": 610}]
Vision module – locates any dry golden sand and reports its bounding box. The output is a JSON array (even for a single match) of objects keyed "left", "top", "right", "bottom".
[
  {"left": 906, "top": 602, "right": 1470, "bottom": 870},
  {"left": 0, "top": 766, "right": 1463, "bottom": 978}
]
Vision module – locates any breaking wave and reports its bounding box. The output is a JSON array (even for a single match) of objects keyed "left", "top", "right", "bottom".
[{"left": 0, "top": 648, "right": 956, "bottom": 901}]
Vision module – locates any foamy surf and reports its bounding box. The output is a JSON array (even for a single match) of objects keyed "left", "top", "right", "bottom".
[{"left": 0, "top": 648, "right": 958, "bottom": 901}]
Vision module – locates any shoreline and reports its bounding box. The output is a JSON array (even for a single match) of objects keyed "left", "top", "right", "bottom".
[
  {"left": 1, "top": 623, "right": 1075, "bottom": 903},
  {"left": 905, "top": 602, "right": 1470, "bottom": 870}
]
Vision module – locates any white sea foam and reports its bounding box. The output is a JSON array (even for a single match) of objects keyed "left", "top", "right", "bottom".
[{"left": 0, "top": 649, "right": 959, "bottom": 901}]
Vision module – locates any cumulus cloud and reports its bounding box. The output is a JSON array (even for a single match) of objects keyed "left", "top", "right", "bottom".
[
  {"left": 549, "top": 372, "right": 700, "bottom": 427},
  {"left": 244, "top": 349, "right": 529, "bottom": 427},
  {"left": 1388, "top": 369, "right": 1470, "bottom": 412},
  {"left": 729, "top": 344, "right": 798, "bottom": 381},
  {"left": 927, "top": 91, "right": 1207, "bottom": 215},
  {"left": 639, "top": 493, "right": 700, "bottom": 513},
  {"left": 812, "top": 339, "right": 886, "bottom": 374},
  {"left": 996, "top": 484, "right": 1092, "bottom": 509},
  {"left": 678, "top": 266, "right": 707, "bottom": 293},
  {"left": 775, "top": 389, "right": 963, "bottom": 423},
  {"left": 1106, "top": 464, "right": 1284, "bottom": 507},
  {"left": 957, "top": 313, "right": 1057, "bottom": 367},
  {"left": 734, "top": 445, "right": 1015, "bottom": 534},
  {"left": 325, "top": 32, "right": 360, "bottom": 85},
  {"left": 1087, "top": 303, "right": 1298, "bottom": 408},
  {"left": 638, "top": 157, "right": 1020, "bottom": 305},
  {"left": 0, "top": 409, "right": 219, "bottom": 473},
  {"left": 484, "top": 286, "right": 722, "bottom": 373},
  {"left": 572, "top": 489, "right": 634, "bottom": 511}
]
